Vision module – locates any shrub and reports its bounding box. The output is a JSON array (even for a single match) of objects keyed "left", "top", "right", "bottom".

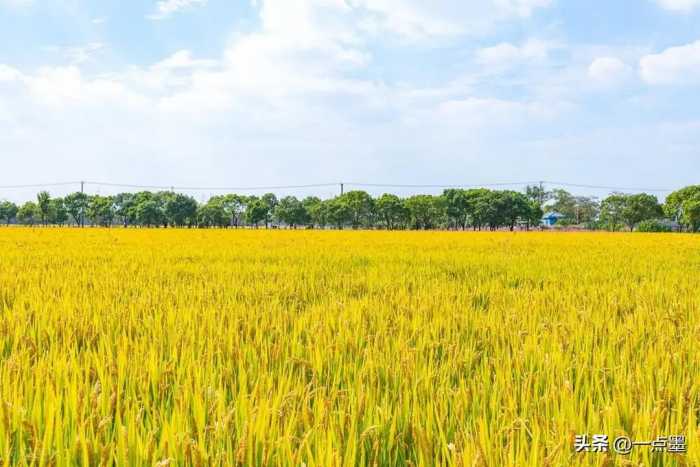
[{"left": 636, "top": 219, "right": 672, "bottom": 232}]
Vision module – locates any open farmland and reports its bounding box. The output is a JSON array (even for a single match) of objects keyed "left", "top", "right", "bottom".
[{"left": 0, "top": 229, "right": 699, "bottom": 466}]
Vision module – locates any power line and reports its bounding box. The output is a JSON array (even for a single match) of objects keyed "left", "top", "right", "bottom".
[
  {"left": 543, "top": 181, "right": 674, "bottom": 193},
  {"left": 0, "top": 181, "right": 81, "bottom": 190},
  {"left": 346, "top": 182, "right": 539, "bottom": 189},
  {"left": 83, "top": 181, "right": 340, "bottom": 191},
  {"left": 0, "top": 180, "right": 680, "bottom": 193}
]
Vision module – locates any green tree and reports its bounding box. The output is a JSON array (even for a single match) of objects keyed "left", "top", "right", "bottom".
[
  {"left": 0, "top": 201, "right": 19, "bottom": 225},
  {"left": 680, "top": 197, "right": 700, "bottom": 232},
  {"left": 274, "top": 196, "right": 307, "bottom": 228},
  {"left": 600, "top": 193, "right": 662, "bottom": 232},
  {"left": 620, "top": 193, "right": 663, "bottom": 232},
  {"left": 479, "top": 191, "right": 508, "bottom": 230},
  {"left": 339, "top": 191, "right": 374, "bottom": 229},
  {"left": 375, "top": 193, "right": 407, "bottom": 230},
  {"left": 443, "top": 189, "right": 470, "bottom": 230},
  {"left": 17, "top": 201, "right": 39, "bottom": 226},
  {"left": 547, "top": 189, "right": 577, "bottom": 221},
  {"left": 113, "top": 193, "right": 137, "bottom": 227},
  {"left": 573, "top": 196, "right": 600, "bottom": 224},
  {"left": 245, "top": 197, "right": 269, "bottom": 228},
  {"left": 489, "top": 191, "right": 532, "bottom": 231},
  {"left": 525, "top": 184, "right": 551, "bottom": 207},
  {"left": 221, "top": 194, "right": 247, "bottom": 228},
  {"left": 525, "top": 201, "right": 544, "bottom": 230},
  {"left": 197, "top": 198, "right": 228, "bottom": 227},
  {"left": 37, "top": 191, "right": 51, "bottom": 226},
  {"left": 129, "top": 192, "right": 166, "bottom": 227},
  {"left": 164, "top": 193, "right": 198, "bottom": 227},
  {"left": 48, "top": 198, "right": 68, "bottom": 225},
  {"left": 464, "top": 189, "right": 491, "bottom": 230},
  {"left": 664, "top": 185, "right": 700, "bottom": 232},
  {"left": 64, "top": 192, "right": 89, "bottom": 227},
  {"left": 404, "top": 195, "right": 445, "bottom": 230},
  {"left": 134, "top": 200, "right": 162, "bottom": 227},
  {"left": 303, "top": 197, "right": 327, "bottom": 228},
  {"left": 87, "top": 195, "right": 116, "bottom": 227},
  {"left": 599, "top": 194, "right": 626, "bottom": 231},
  {"left": 261, "top": 193, "right": 278, "bottom": 228},
  {"left": 325, "top": 198, "right": 352, "bottom": 229}
]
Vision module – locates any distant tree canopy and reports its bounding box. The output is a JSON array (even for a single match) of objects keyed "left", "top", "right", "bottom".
[
  {"left": 0, "top": 185, "right": 695, "bottom": 232},
  {"left": 664, "top": 185, "right": 700, "bottom": 232},
  {"left": 0, "top": 201, "right": 19, "bottom": 225},
  {"left": 600, "top": 193, "right": 663, "bottom": 232}
]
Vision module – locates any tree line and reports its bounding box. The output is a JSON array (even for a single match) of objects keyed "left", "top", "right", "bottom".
[{"left": 0, "top": 184, "right": 698, "bottom": 232}]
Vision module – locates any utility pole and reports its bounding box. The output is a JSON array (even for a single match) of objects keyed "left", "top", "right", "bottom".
[
  {"left": 539, "top": 180, "right": 545, "bottom": 206},
  {"left": 340, "top": 183, "right": 344, "bottom": 196}
]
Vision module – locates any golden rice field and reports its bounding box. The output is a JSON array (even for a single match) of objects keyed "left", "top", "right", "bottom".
[{"left": 0, "top": 228, "right": 699, "bottom": 466}]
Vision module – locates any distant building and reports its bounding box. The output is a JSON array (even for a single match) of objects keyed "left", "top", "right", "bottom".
[{"left": 542, "top": 212, "right": 566, "bottom": 227}]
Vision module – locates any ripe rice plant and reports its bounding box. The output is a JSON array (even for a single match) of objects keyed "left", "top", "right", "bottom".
[{"left": 0, "top": 228, "right": 698, "bottom": 466}]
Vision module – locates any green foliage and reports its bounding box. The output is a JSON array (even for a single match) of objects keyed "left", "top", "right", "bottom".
[
  {"left": 404, "top": 195, "right": 445, "bottom": 230},
  {"left": 164, "top": 193, "right": 198, "bottom": 227},
  {"left": 375, "top": 193, "right": 408, "bottom": 230},
  {"left": 601, "top": 193, "right": 663, "bottom": 232},
  {"left": 245, "top": 197, "right": 269, "bottom": 228},
  {"left": 636, "top": 219, "right": 672, "bottom": 233},
  {"left": 443, "top": 189, "right": 471, "bottom": 229},
  {"left": 0, "top": 201, "right": 19, "bottom": 225},
  {"left": 274, "top": 196, "right": 308, "bottom": 228},
  {"left": 130, "top": 192, "right": 165, "bottom": 227},
  {"left": 36, "top": 191, "right": 51, "bottom": 226},
  {"left": 198, "top": 197, "right": 228, "bottom": 228},
  {"left": 5, "top": 185, "right": 700, "bottom": 233},
  {"left": 48, "top": 198, "right": 68, "bottom": 225},
  {"left": 681, "top": 197, "right": 700, "bottom": 233},
  {"left": 303, "top": 197, "right": 327, "bottom": 228},
  {"left": 221, "top": 194, "right": 247, "bottom": 227},
  {"left": 64, "top": 192, "right": 89, "bottom": 226},
  {"left": 525, "top": 184, "right": 551, "bottom": 207},
  {"left": 599, "top": 194, "right": 626, "bottom": 231},
  {"left": 622, "top": 193, "right": 663, "bottom": 231},
  {"left": 338, "top": 191, "right": 374, "bottom": 228},
  {"left": 260, "top": 193, "right": 278, "bottom": 228},
  {"left": 664, "top": 185, "right": 700, "bottom": 232},
  {"left": 87, "top": 195, "right": 116, "bottom": 227},
  {"left": 17, "top": 201, "right": 39, "bottom": 226},
  {"left": 325, "top": 197, "right": 352, "bottom": 229}
]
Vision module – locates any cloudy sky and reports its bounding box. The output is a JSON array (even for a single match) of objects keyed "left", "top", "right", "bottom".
[{"left": 1, "top": 0, "right": 699, "bottom": 201}]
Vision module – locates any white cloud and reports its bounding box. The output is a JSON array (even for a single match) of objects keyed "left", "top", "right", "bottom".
[
  {"left": 0, "top": 64, "right": 22, "bottom": 82},
  {"left": 91, "top": 17, "right": 108, "bottom": 24},
  {"left": 654, "top": 0, "right": 700, "bottom": 13},
  {"left": 476, "top": 39, "right": 556, "bottom": 69},
  {"left": 640, "top": 40, "right": 700, "bottom": 85},
  {"left": 152, "top": 50, "right": 218, "bottom": 70},
  {"left": 147, "top": 0, "right": 207, "bottom": 20},
  {"left": 352, "top": 0, "right": 552, "bottom": 40},
  {"left": 248, "top": 0, "right": 553, "bottom": 44},
  {"left": 588, "top": 57, "right": 631, "bottom": 86},
  {"left": 15, "top": 0, "right": 678, "bottom": 198}
]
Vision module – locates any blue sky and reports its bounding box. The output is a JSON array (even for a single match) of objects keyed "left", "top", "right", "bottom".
[{"left": 1, "top": 0, "right": 699, "bottom": 201}]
